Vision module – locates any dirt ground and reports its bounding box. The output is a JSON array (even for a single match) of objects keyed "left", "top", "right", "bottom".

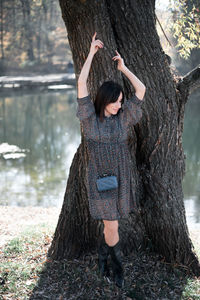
[
  {"left": 0, "top": 206, "right": 60, "bottom": 247},
  {"left": 0, "top": 206, "right": 199, "bottom": 300}
]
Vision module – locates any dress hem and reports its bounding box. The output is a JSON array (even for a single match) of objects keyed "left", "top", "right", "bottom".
[{"left": 90, "top": 211, "right": 135, "bottom": 221}]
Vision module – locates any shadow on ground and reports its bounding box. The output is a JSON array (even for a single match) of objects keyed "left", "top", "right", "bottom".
[{"left": 29, "top": 250, "right": 190, "bottom": 300}]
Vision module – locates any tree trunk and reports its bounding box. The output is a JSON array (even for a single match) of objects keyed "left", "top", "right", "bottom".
[
  {"left": 20, "top": 0, "right": 35, "bottom": 62},
  {"left": 36, "top": 9, "right": 42, "bottom": 63},
  {"left": 48, "top": 0, "right": 200, "bottom": 275},
  {"left": 42, "top": 0, "right": 52, "bottom": 64},
  {"left": 0, "top": 0, "right": 4, "bottom": 60}
]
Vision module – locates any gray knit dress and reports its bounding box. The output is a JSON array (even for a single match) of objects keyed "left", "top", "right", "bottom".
[{"left": 76, "top": 94, "right": 144, "bottom": 220}]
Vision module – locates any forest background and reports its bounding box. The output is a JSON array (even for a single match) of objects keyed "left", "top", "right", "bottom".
[
  {"left": 0, "top": 0, "right": 72, "bottom": 75},
  {"left": 0, "top": 0, "right": 199, "bottom": 76}
]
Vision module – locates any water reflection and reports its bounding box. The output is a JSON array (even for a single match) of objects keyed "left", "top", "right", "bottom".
[
  {"left": 0, "top": 90, "right": 80, "bottom": 207},
  {"left": 0, "top": 88, "right": 199, "bottom": 224}
]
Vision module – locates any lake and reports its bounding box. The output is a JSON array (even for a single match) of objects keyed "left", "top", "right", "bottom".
[{"left": 0, "top": 88, "right": 199, "bottom": 226}]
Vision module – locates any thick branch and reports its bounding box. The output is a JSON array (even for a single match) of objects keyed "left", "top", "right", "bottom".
[{"left": 177, "top": 64, "right": 200, "bottom": 95}]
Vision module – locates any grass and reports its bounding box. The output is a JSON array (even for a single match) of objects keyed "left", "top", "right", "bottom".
[
  {"left": 0, "top": 223, "right": 54, "bottom": 300},
  {"left": 182, "top": 278, "right": 200, "bottom": 299},
  {"left": 3, "top": 238, "right": 24, "bottom": 254},
  {"left": 0, "top": 223, "right": 199, "bottom": 300}
]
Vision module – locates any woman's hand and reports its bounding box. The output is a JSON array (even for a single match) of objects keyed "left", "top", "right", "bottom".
[
  {"left": 112, "top": 50, "right": 126, "bottom": 71},
  {"left": 89, "top": 32, "right": 104, "bottom": 56}
]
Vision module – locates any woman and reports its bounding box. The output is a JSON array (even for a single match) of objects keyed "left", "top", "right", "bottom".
[{"left": 77, "top": 33, "right": 146, "bottom": 288}]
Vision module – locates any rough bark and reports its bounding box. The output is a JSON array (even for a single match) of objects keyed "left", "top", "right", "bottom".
[{"left": 48, "top": 0, "right": 200, "bottom": 275}]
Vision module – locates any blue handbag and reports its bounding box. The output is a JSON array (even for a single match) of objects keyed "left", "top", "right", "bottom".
[{"left": 96, "top": 175, "right": 118, "bottom": 192}]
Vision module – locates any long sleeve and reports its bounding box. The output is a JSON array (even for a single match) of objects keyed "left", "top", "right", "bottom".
[
  {"left": 76, "top": 95, "right": 95, "bottom": 121},
  {"left": 76, "top": 94, "right": 98, "bottom": 140}
]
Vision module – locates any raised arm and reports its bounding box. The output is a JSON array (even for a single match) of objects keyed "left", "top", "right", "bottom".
[
  {"left": 78, "top": 33, "right": 104, "bottom": 98},
  {"left": 112, "top": 51, "right": 146, "bottom": 100}
]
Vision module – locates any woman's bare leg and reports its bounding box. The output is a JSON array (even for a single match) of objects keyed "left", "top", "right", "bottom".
[{"left": 103, "top": 220, "right": 119, "bottom": 246}]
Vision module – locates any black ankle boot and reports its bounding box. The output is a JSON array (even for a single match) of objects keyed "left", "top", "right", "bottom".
[
  {"left": 98, "top": 236, "right": 110, "bottom": 277},
  {"left": 109, "top": 241, "right": 124, "bottom": 288}
]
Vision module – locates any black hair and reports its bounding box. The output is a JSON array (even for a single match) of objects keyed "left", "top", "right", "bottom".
[{"left": 94, "top": 81, "right": 124, "bottom": 122}]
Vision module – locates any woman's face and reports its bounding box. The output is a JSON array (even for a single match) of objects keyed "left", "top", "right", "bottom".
[{"left": 104, "top": 92, "right": 123, "bottom": 117}]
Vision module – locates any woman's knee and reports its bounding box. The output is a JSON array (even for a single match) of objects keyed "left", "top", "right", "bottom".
[{"left": 103, "top": 220, "right": 118, "bottom": 234}]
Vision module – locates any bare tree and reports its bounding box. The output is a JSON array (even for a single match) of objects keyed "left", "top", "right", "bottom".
[{"left": 0, "top": 0, "right": 4, "bottom": 60}]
